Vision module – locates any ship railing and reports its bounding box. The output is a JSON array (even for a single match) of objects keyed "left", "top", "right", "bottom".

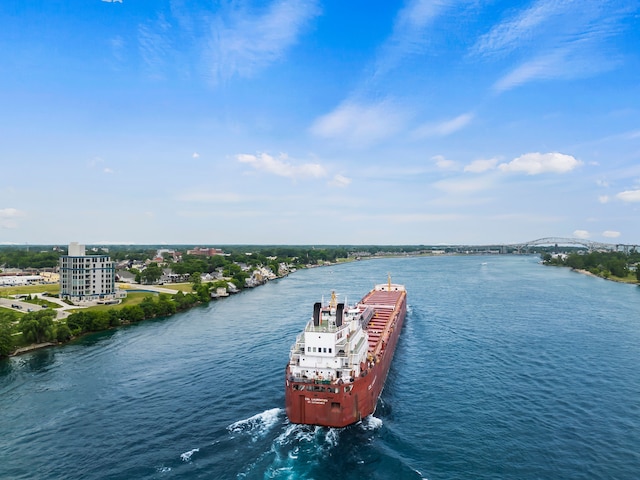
[{"left": 288, "top": 375, "right": 354, "bottom": 386}]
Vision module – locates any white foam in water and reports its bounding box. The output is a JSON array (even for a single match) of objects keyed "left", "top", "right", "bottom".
[
  {"left": 227, "top": 407, "right": 282, "bottom": 441},
  {"left": 324, "top": 428, "right": 340, "bottom": 448},
  {"left": 180, "top": 448, "right": 199, "bottom": 462},
  {"left": 360, "top": 415, "right": 383, "bottom": 431}
]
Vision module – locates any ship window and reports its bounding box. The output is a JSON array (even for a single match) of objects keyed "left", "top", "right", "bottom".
[
  {"left": 331, "top": 402, "right": 341, "bottom": 411},
  {"left": 323, "top": 348, "right": 326, "bottom": 353},
  {"left": 313, "top": 347, "right": 316, "bottom": 352},
  {"left": 307, "top": 347, "right": 311, "bottom": 352},
  {"left": 329, "top": 348, "right": 332, "bottom": 353}
]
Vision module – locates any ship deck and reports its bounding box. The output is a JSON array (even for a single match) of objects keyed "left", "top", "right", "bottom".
[{"left": 360, "top": 290, "right": 405, "bottom": 356}]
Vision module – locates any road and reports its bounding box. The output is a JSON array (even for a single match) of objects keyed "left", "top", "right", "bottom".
[{"left": 0, "top": 295, "right": 75, "bottom": 320}]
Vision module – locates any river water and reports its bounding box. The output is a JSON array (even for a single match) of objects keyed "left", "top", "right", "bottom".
[{"left": 1, "top": 255, "right": 639, "bottom": 479}]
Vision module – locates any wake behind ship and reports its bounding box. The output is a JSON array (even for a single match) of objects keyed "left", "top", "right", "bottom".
[{"left": 285, "top": 278, "right": 407, "bottom": 427}]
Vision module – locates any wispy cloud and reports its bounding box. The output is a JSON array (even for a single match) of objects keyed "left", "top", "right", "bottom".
[
  {"left": 464, "top": 157, "right": 499, "bottom": 173},
  {"left": 412, "top": 112, "right": 474, "bottom": 138},
  {"left": 499, "top": 152, "right": 582, "bottom": 175},
  {"left": 602, "top": 230, "right": 620, "bottom": 238},
  {"left": 573, "top": 229, "right": 590, "bottom": 239},
  {"left": 472, "top": 0, "right": 635, "bottom": 92},
  {"left": 329, "top": 174, "right": 352, "bottom": 188},
  {"left": 374, "top": 0, "right": 460, "bottom": 77},
  {"left": 138, "top": 13, "right": 173, "bottom": 76},
  {"left": 493, "top": 47, "right": 618, "bottom": 93},
  {"left": 310, "top": 100, "right": 408, "bottom": 148},
  {"left": 236, "top": 152, "right": 327, "bottom": 180},
  {"left": 432, "top": 154, "right": 458, "bottom": 171},
  {"left": 206, "top": 0, "right": 320, "bottom": 84}
]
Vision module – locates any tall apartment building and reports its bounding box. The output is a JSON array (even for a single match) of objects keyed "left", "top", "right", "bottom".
[{"left": 59, "top": 242, "right": 117, "bottom": 302}]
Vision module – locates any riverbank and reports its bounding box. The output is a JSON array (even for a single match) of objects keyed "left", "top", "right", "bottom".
[
  {"left": 3, "top": 269, "right": 303, "bottom": 358},
  {"left": 573, "top": 268, "right": 638, "bottom": 284}
]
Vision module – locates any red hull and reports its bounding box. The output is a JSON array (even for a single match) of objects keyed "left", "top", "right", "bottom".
[{"left": 285, "top": 287, "right": 407, "bottom": 427}]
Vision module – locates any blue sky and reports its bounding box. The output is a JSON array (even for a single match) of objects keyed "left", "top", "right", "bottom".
[{"left": 1, "top": 0, "right": 640, "bottom": 245}]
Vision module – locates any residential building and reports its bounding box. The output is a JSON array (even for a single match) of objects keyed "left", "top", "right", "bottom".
[
  {"left": 59, "top": 242, "right": 119, "bottom": 303},
  {"left": 186, "top": 247, "right": 223, "bottom": 257}
]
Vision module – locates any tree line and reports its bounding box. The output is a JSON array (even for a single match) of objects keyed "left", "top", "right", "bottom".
[
  {"left": 543, "top": 250, "right": 640, "bottom": 281},
  {"left": 0, "top": 289, "right": 214, "bottom": 357}
]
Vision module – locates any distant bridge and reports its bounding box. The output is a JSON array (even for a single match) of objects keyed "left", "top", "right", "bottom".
[{"left": 509, "top": 237, "right": 636, "bottom": 253}]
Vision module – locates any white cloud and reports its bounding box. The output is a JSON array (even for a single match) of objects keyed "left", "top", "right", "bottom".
[
  {"left": 104, "top": 168, "right": 114, "bottom": 174},
  {"left": 236, "top": 152, "right": 327, "bottom": 180},
  {"left": 0, "top": 208, "right": 24, "bottom": 229},
  {"left": 464, "top": 157, "right": 499, "bottom": 173},
  {"left": 616, "top": 189, "right": 640, "bottom": 202},
  {"left": 573, "top": 229, "right": 590, "bottom": 239},
  {"left": 602, "top": 230, "right": 620, "bottom": 238},
  {"left": 192, "top": 152, "right": 200, "bottom": 159},
  {"left": 329, "top": 174, "right": 352, "bottom": 188},
  {"left": 206, "top": 1, "right": 320, "bottom": 83},
  {"left": 413, "top": 112, "right": 474, "bottom": 138},
  {"left": 499, "top": 152, "right": 582, "bottom": 175},
  {"left": 310, "top": 100, "right": 408, "bottom": 147},
  {"left": 432, "top": 155, "right": 458, "bottom": 171},
  {"left": 598, "top": 195, "right": 610, "bottom": 204}
]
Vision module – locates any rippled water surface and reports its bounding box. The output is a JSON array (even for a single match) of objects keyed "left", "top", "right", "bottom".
[{"left": 1, "top": 255, "right": 640, "bottom": 479}]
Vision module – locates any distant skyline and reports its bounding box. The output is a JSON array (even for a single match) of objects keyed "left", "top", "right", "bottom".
[{"left": 2, "top": 1, "right": 640, "bottom": 245}]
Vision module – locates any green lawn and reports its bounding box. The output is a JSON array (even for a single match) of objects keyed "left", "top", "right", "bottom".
[
  {"left": 0, "top": 284, "right": 60, "bottom": 297},
  {"left": 66, "top": 292, "right": 157, "bottom": 314}
]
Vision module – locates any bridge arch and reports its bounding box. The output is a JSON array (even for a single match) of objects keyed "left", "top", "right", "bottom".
[{"left": 510, "top": 237, "right": 617, "bottom": 252}]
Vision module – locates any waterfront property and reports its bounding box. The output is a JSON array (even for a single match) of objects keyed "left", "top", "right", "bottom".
[{"left": 59, "top": 242, "right": 124, "bottom": 303}]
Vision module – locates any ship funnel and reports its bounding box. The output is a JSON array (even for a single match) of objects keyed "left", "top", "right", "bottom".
[
  {"left": 313, "top": 302, "right": 321, "bottom": 326},
  {"left": 336, "top": 303, "right": 344, "bottom": 327}
]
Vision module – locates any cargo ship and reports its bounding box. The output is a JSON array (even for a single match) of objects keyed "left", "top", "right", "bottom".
[{"left": 285, "top": 277, "right": 407, "bottom": 427}]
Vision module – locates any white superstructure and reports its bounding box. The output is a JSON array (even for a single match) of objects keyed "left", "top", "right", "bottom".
[{"left": 288, "top": 291, "right": 375, "bottom": 385}]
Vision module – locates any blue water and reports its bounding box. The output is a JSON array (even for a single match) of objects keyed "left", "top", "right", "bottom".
[{"left": 1, "top": 255, "right": 640, "bottom": 479}]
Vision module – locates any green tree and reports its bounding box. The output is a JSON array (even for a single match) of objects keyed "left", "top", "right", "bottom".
[
  {"left": 108, "top": 309, "right": 122, "bottom": 327},
  {"left": 156, "top": 294, "right": 177, "bottom": 316},
  {"left": 67, "top": 311, "right": 90, "bottom": 335},
  {"left": 19, "top": 310, "right": 56, "bottom": 344},
  {"left": 89, "top": 311, "right": 111, "bottom": 331},
  {"left": 0, "top": 323, "right": 14, "bottom": 357},
  {"left": 121, "top": 305, "right": 145, "bottom": 322},
  {"left": 141, "top": 263, "right": 163, "bottom": 285},
  {"left": 140, "top": 295, "right": 158, "bottom": 318},
  {"left": 190, "top": 272, "right": 202, "bottom": 288},
  {"left": 55, "top": 323, "right": 72, "bottom": 342}
]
